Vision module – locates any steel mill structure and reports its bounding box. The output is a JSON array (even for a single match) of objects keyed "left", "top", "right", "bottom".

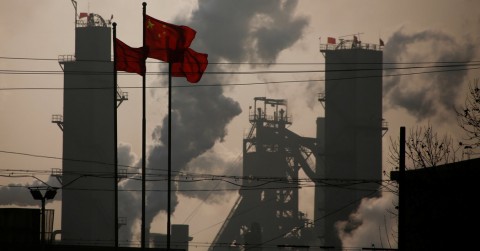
[
  {"left": 210, "top": 97, "right": 317, "bottom": 250},
  {"left": 53, "top": 12, "right": 384, "bottom": 250},
  {"left": 210, "top": 37, "right": 385, "bottom": 250}
]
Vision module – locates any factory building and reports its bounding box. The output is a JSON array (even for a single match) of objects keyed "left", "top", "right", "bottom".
[
  {"left": 391, "top": 158, "right": 480, "bottom": 250},
  {"left": 51, "top": 13, "right": 384, "bottom": 250},
  {"left": 317, "top": 37, "right": 385, "bottom": 248},
  {"left": 209, "top": 37, "right": 385, "bottom": 250},
  {"left": 57, "top": 13, "right": 119, "bottom": 246}
]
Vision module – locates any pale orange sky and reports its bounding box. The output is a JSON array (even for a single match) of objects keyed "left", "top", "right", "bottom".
[{"left": 1, "top": 0, "right": 479, "bottom": 249}]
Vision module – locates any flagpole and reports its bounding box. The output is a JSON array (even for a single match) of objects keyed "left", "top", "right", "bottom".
[
  {"left": 141, "top": 2, "right": 147, "bottom": 250},
  {"left": 167, "top": 62, "right": 172, "bottom": 250},
  {"left": 112, "top": 22, "right": 119, "bottom": 249}
]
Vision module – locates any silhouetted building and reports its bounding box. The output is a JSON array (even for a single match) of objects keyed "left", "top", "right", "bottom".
[
  {"left": 210, "top": 97, "right": 317, "bottom": 250},
  {"left": 211, "top": 38, "right": 385, "bottom": 250},
  {"left": 0, "top": 208, "right": 57, "bottom": 250},
  {"left": 58, "top": 13, "right": 118, "bottom": 246},
  {"left": 317, "top": 37, "right": 384, "bottom": 248},
  {"left": 0, "top": 208, "right": 40, "bottom": 247},
  {"left": 392, "top": 158, "right": 480, "bottom": 250},
  {"left": 149, "top": 225, "right": 191, "bottom": 250},
  {"left": 0, "top": 208, "right": 183, "bottom": 250}
]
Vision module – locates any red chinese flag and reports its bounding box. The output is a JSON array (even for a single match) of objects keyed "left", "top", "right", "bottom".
[
  {"left": 79, "top": 12, "right": 89, "bottom": 19},
  {"left": 171, "top": 48, "right": 208, "bottom": 84},
  {"left": 327, "top": 37, "right": 336, "bottom": 44},
  {"left": 115, "top": 38, "right": 146, "bottom": 76},
  {"left": 145, "top": 15, "right": 197, "bottom": 63}
]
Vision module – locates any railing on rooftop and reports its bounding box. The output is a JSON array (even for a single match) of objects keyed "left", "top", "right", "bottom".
[
  {"left": 320, "top": 40, "right": 383, "bottom": 52},
  {"left": 75, "top": 13, "right": 112, "bottom": 28},
  {"left": 248, "top": 112, "right": 292, "bottom": 125},
  {"left": 58, "top": 55, "right": 76, "bottom": 64}
]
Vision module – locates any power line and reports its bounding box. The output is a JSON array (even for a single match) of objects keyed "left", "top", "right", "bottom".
[
  {"left": 2, "top": 55, "right": 480, "bottom": 65},
  {"left": 182, "top": 154, "right": 243, "bottom": 224},
  {"left": 1, "top": 62, "right": 478, "bottom": 75},
  {"left": 1, "top": 65, "right": 479, "bottom": 92},
  {"left": 0, "top": 149, "right": 391, "bottom": 184},
  {"left": 0, "top": 149, "right": 405, "bottom": 195},
  {"left": 0, "top": 176, "right": 398, "bottom": 194},
  {"left": 0, "top": 171, "right": 395, "bottom": 188}
]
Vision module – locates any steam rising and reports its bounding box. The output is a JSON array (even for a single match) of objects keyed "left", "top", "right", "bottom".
[
  {"left": 336, "top": 193, "right": 397, "bottom": 249},
  {"left": 0, "top": 175, "right": 61, "bottom": 206},
  {"left": 384, "top": 29, "right": 477, "bottom": 122},
  {"left": 126, "top": 0, "right": 310, "bottom": 239},
  {"left": 186, "top": 0, "right": 308, "bottom": 63},
  {"left": 0, "top": 0, "right": 310, "bottom": 242},
  {"left": 338, "top": 28, "right": 478, "bottom": 248}
]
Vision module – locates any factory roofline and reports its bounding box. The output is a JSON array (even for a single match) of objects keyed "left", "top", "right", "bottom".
[{"left": 320, "top": 38, "right": 384, "bottom": 53}]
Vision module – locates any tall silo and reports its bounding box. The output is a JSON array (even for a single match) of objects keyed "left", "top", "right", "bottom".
[
  {"left": 317, "top": 37, "right": 384, "bottom": 248},
  {"left": 59, "top": 13, "right": 115, "bottom": 246}
]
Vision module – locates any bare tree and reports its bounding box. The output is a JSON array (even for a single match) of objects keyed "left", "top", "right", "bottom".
[
  {"left": 387, "top": 124, "right": 460, "bottom": 170},
  {"left": 384, "top": 124, "right": 460, "bottom": 246},
  {"left": 382, "top": 79, "right": 479, "bottom": 249},
  {"left": 456, "top": 78, "right": 480, "bottom": 152}
]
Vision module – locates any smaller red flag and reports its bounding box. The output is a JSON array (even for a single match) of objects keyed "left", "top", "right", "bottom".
[
  {"left": 327, "top": 37, "right": 336, "bottom": 44},
  {"left": 171, "top": 48, "right": 208, "bottom": 84},
  {"left": 79, "top": 12, "right": 89, "bottom": 19},
  {"left": 115, "top": 38, "right": 146, "bottom": 76}
]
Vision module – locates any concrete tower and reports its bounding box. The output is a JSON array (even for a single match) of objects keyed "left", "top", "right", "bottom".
[
  {"left": 316, "top": 37, "right": 384, "bottom": 248},
  {"left": 59, "top": 13, "right": 115, "bottom": 245}
]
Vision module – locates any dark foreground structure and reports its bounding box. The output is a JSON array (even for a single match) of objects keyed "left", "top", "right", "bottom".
[
  {"left": 0, "top": 208, "right": 185, "bottom": 251},
  {"left": 392, "top": 157, "right": 480, "bottom": 250}
]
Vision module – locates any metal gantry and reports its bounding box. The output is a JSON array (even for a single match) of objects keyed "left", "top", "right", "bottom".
[{"left": 210, "top": 97, "right": 318, "bottom": 250}]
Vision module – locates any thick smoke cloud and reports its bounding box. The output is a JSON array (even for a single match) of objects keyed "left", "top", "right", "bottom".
[
  {"left": 143, "top": 83, "right": 242, "bottom": 231},
  {"left": 117, "top": 0, "right": 309, "bottom": 240},
  {"left": 336, "top": 192, "right": 398, "bottom": 249},
  {"left": 175, "top": 148, "right": 242, "bottom": 203},
  {"left": 337, "top": 28, "right": 478, "bottom": 248},
  {"left": 118, "top": 142, "right": 138, "bottom": 172},
  {"left": 118, "top": 172, "right": 142, "bottom": 243},
  {"left": 117, "top": 143, "right": 141, "bottom": 241},
  {"left": 383, "top": 29, "right": 476, "bottom": 123},
  {"left": 0, "top": 175, "right": 62, "bottom": 206},
  {"left": 148, "top": 0, "right": 307, "bottom": 212},
  {"left": 185, "top": 0, "right": 309, "bottom": 64}
]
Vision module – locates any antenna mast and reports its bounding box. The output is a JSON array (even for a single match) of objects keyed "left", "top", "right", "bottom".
[
  {"left": 338, "top": 32, "right": 364, "bottom": 39},
  {"left": 70, "top": 0, "right": 78, "bottom": 23}
]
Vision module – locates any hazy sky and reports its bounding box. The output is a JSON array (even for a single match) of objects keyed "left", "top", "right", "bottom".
[{"left": 1, "top": 0, "right": 479, "bottom": 249}]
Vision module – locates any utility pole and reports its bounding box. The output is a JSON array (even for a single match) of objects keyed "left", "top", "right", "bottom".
[
  {"left": 398, "top": 127, "right": 406, "bottom": 250},
  {"left": 29, "top": 187, "right": 57, "bottom": 244}
]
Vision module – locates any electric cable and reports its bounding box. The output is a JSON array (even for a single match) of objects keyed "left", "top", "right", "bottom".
[{"left": 1, "top": 65, "right": 479, "bottom": 91}]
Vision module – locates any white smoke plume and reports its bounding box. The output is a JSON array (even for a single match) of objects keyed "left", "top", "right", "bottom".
[
  {"left": 383, "top": 28, "right": 477, "bottom": 124},
  {"left": 118, "top": 0, "right": 309, "bottom": 242},
  {"left": 336, "top": 192, "right": 398, "bottom": 249},
  {"left": 0, "top": 175, "right": 62, "bottom": 206},
  {"left": 144, "top": 0, "right": 308, "bottom": 226},
  {"left": 336, "top": 27, "right": 479, "bottom": 249}
]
